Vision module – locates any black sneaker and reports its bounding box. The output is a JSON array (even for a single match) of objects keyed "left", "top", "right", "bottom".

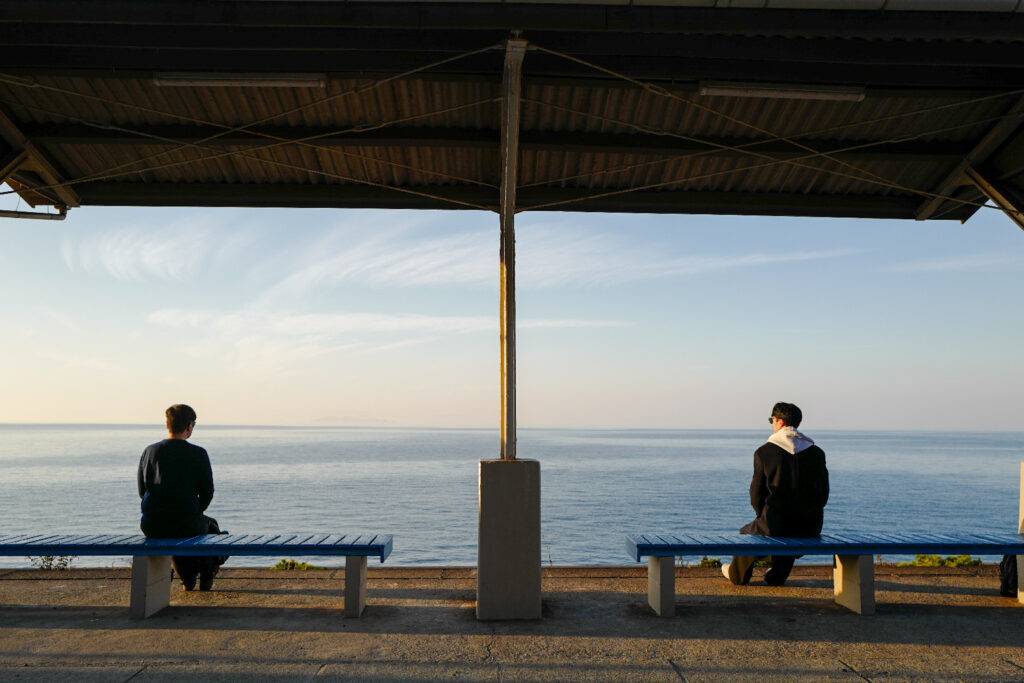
[
  {"left": 172, "top": 560, "right": 198, "bottom": 591},
  {"left": 199, "top": 568, "right": 218, "bottom": 591}
]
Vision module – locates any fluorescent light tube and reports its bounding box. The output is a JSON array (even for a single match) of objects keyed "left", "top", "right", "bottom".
[
  {"left": 699, "top": 81, "right": 865, "bottom": 102},
  {"left": 154, "top": 73, "right": 327, "bottom": 88}
]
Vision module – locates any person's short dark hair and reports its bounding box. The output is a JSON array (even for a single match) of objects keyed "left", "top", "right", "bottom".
[
  {"left": 771, "top": 402, "right": 802, "bottom": 428},
  {"left": 166, "top": 404, "right": 197, "bottom": 434}
]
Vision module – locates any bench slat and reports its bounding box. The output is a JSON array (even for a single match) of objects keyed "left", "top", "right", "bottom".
[
  {"left": 0, "top": 533, "right": 394, "bottom": 562},
  {"left": 61, "top": 534, "right": 104, "bottom": 546},
  {"left": 313, "top": 534, "right": 343, "bottom": 547},
  {"left": 627, "top": 532, "right": 1024, "bottom": 561},
  {"left": 23, "top": 534, "right": 66, "bottom": 546},
  {"left": 0, "top": 534, "right": 42, "bottom": 545},
  {"left": 219, "top": 534, "right": 260, "bottom": 547}
]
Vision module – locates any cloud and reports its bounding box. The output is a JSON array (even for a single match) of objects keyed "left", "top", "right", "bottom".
[
  {"left": 60, "top": 217, "right": 250, "bottom": 281},
  {"left": 147, "top": 309, "right": 628, "bottom": 336},
  {"left": 885, "top": 253, "right": 1022, "bottom": 273},
  {"left": 253, "top": 228, "right": 493, "bottom": 305},
  {"left": 146, "top": 308, "right": 629, "bottom": 371},
  {"left": 251, "top": 223, "right": 861, "bottom": 298},
  {"left": 518, "top": 226, "right": 862, "bottom": 287}
]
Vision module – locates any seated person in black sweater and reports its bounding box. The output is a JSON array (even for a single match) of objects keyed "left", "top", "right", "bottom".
[
  {"left": 723, "top": 401, "right": 830, "bottom": 587},
  {"left": 138, "top": 404, "right": 225, "bottom": 591}
]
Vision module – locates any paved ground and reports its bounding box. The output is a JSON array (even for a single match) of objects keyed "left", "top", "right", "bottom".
[{"left": 0, "top": 564, "right": 1021, "bottom": 681}]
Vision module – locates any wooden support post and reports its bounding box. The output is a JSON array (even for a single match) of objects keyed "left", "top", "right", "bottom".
[
  {"left": 648, "top": 556, "right": 676, "bottom": 617},
  {"left": 834, "top": 554, "right": 875, "bottom": 615},
  {"left": 129, "top": 555, "right": 172, "bottom": 619},
  {"left": 344, "top": 555, "right": 368, "bottom": 617},
  {"left": 499, "top": 38, "right": 526, "bottom": 461}
]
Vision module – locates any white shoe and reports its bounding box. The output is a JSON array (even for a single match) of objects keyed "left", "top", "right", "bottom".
[
  {"left": 721, "top": 563, "right": 732, "bottom": 581},
  {"left": 721, "top": 561, "right": 742, "bottom": 584}
]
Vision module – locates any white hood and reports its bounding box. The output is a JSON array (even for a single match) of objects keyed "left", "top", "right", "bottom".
[{"left": 767, "top": 426, "right": 815, "bottom": 454}]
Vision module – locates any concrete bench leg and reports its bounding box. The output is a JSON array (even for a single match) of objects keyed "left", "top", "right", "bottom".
[
  {"left": 130, "top": 555, "right": 172, "bottom": 619},
  {"left": 1018, "top": 556, "right": 1023, "bottom": 605},
  {"left": 345, "top": 555, "right": 368, "bottom": 617},
  {"left": 648, "top": 555, "right": 675, "bottom": 617},
  {"left": 834, "top": 554, "right": 875, "bottom": 615}
]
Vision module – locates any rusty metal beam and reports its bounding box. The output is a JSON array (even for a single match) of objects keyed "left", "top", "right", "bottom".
[
  {"left": 965, "top": 165, "right": 1024, "bottom": 232},
  {"left": 916, "top": 96, "right": 1024, "bottom": 221},
  {"left": 0, "top": 149, "right": 27, "bottom": 183},
  {"left": 0, "top": 108, "right": 80, "bottom": 207},
  {"left": 65, "top": 180, "right": 980, "bottom": 220},
  {"left": 499, "top": 37, "right": 526, "bottom": 462}
]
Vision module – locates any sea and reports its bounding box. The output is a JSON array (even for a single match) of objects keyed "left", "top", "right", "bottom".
[{"left": 0, "top": 425, "right": 1021, "bottom": 568}]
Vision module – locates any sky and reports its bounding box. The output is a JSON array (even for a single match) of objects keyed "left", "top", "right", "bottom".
[{"left": 1, "top": 185, "right": 1022, "bottom": 430}]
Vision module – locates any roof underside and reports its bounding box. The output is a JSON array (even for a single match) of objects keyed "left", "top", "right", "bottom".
[{"left": 1, "top": 0, "right": 1023, "bottom": 220}]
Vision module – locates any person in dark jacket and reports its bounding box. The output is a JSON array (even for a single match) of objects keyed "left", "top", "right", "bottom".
[
  {"left": 722, "top": 402, "right": 829, "bottom": 586},
  {"left": 138, "top": 404, "right": 225, "bottom": 591}
]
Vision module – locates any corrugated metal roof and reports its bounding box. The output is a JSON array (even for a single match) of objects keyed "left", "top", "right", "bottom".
[
  {"left": 215, "top": 0, "right": 1024, "bottom": 12},
  {"left": 1, "top": 1, "right": 1022, "bottom": 220}
]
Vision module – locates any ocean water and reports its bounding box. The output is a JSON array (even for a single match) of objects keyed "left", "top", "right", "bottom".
[{"left": 0, "top": 425, "right": 1020, "bottom": 568}]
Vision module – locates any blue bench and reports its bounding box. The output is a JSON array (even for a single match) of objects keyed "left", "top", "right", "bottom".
[
  {"left": 0, "top": 533, "right": 393, "bottom": 619},
  {"left": 627, "top": 532, "right": 1024, "bottom": 616}
]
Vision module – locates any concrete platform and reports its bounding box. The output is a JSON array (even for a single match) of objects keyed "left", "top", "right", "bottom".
[{"left": 0, "top": 564, "right": 1021, "bottom": 681}]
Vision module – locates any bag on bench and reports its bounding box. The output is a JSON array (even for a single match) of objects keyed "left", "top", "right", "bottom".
[{"left": 999, "top": 554, "right": 1018, "bottom": 597}]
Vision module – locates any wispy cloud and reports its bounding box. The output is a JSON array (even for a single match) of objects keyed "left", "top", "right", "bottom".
[
  {"left": 519, "top": 225, "right": 861, "bottom": 286},
  {"left": 253, "top": 228, "right": 492, "bottom": 305},
  {"left": 252, "top": 222, "right": 861, "bottom": 298},
  {"left": 148, "top": 310, "right": 628, "bottom": 336},
  {"left": 885, "top": 253, "right": 1022, "bottom": 273},
  {"left": 60, "top": 217, "right": 250, "bottom": 281},
  {"left": 146, "top": 308, "right": 629, "bottom": 371}
]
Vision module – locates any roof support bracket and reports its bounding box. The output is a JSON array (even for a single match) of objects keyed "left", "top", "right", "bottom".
[
  {"left": 965, "top": 165, "right": 1024, "bottom": 232},
  {"left": 915, "top": 96, "right": 1024, "bottom": 221},
  {"left": 0, "top": 149, "right": 28, "bottom": 184},
  {"left": 499, "top": 37, "right": 527, "bottom": 461},
  {"left": 0, "top": 107, "right": 80, "bottom": 208}
]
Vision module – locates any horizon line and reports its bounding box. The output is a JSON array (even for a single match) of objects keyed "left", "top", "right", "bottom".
[{"left": 1, "top": 422, "right": 1022, "bottom": 434}]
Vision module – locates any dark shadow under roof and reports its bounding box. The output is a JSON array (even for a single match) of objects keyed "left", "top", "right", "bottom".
[{"left": 1, "top": 0, "right": 1023, "bottom": 222}]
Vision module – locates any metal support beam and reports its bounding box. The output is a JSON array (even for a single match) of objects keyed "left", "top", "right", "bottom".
[
  {"left": 3, "top": 3, "right": 1024, "bottom": 43},
  {"left": 65, "top": 181, "right": 978, "bottom": 219},
  {"left": 18, "top": 123, "right": 973, "bottom": 164},
  {"left": 499, "top": 37, "right": 526, "bottom": 461},
  {"left": 916, "top": 96, "right": 1024, "bottom": 221},
  {"left": 965, "top": 165, "right": 1024, "bottom": 232},
  {"left": 0, "top": 206, "right": 68, "bottom": 220},
  {"left": 0, "top": 107, "right": 80, "bottom": 207},
  {"left": 0, "top": 149, "right": 27, "bottom": 184}
]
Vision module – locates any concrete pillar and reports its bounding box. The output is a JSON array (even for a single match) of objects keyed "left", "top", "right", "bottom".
[
  {"left": 130, "top": 555, "right": 172, "bottom": 619},
  {"left": 647, "top": 555, "right": 676, "bottom": 617},
  {"left": 477, "top": 458, "right": 541, "bottom": 619},
  {"left": 834, "top": 554, "right": 875, "bottom": 615},
  {"left": 344, "top": 555, "right": 368, "bottom": 617}
]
